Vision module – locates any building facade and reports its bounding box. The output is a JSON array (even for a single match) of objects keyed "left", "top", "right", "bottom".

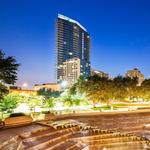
[
  {"left": 126, "top": 68, "right": 144, "bottom": 86},
  {"left": 91, "top": 69, "right": 109, "bottom": 78},
  {"left": 56, "top": 14, "right": 90, "bottom": 84},
  {"left": 34, "top": 83, "right": 61, "bottom": 91},
  {"left": 62, "top": 58, "right": 80, "bottom": 85}
]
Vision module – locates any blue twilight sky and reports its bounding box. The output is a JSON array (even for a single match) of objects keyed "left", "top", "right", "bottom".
[{"left": 0, "top": 0, "right": 150, "bottom": 88}]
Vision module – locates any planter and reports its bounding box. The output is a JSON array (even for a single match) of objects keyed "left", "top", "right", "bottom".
[{"left": 4, "top": 115, "right": 33, "bottom": 127}]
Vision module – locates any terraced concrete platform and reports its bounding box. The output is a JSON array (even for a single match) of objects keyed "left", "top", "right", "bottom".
[{"left": 1, "top": 110, "right": 150, "bottom": 150}]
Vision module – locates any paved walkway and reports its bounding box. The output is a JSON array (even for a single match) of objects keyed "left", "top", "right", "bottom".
[{"left": 0, "top": 123, "right": 47, "bottom": 144}]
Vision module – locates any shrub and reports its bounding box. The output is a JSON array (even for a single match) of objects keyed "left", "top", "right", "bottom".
[
  {"left": 9, "top": 112, "right": 25, "bottom": 117},
  {"left": 42, "top": 111, "right": 54, "bottom": 114}
]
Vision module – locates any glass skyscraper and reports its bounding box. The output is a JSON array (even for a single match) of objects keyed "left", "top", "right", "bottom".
[{"left": 56, "top": 14, "right": 91, "bottom": 83}]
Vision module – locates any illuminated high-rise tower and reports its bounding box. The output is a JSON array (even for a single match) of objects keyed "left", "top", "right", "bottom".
[{"left": 56, "top": 14, "right": 90, "bottom": 83}]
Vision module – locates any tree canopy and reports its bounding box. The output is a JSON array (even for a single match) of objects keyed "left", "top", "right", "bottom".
[
  {"left": 37, "top": 88, "right": 61, "bottom": 99},
  {"left": 0, "top": 50, "right": 20, "bottom": 101},
  {"left": 69, "top": 74, "right": 146, "bottom": 106},
  {"left": 0, "top": 50, "right": 20, "bottom": 84}
]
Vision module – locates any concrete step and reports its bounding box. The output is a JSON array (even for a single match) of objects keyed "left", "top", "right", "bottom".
[
  {"left": 23, "top": 127, "right": 79, "bottom": 150},
  {"left": 88, "top": 141, "right": 148, "bottom": 150},
  {"left": 23, "top": 126, "right": 79, "bottom": 143},
  {"left": 46, "top": 140, "right": 77, "bottom": 150},
  {"left": 81, "top": 136, "right": 142, "bottom": 145},
  {"left": 67, "top": 143, "right": 88, "bottom": 150}
]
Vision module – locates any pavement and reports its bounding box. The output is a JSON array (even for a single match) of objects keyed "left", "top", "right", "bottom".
[
  {"left": 1, "top": 109, "right": 150, "bottom": 146},
  {"left": 0, "top": 123, "right": 48, "bottom": 144}
]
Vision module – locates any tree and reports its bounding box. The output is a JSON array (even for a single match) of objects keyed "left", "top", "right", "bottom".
[
  {"left": 124, "top": 77, "right": 138, "bottom": 100},
  {"left": 69, "top": 83, "right": 77, "bottom": 95},
  {"left": 140, "top": 79, "right": 150, "bottom": 101},
  {"left": 27, "top": 96, "right": 42, "bottom": 112},
  {"left": 45, "top": 98, "right": 55, "bottom": 111},
  {"left": 0, "top": 50, "right": 20, "bottom": 100},
  {"left": 0, "top": 50, "right": 20, "bottom": 84},
  {"left": 63, "top": 95, "right": 74, "bottom": 107},
  {"left": 69, "top": 74, "right": 150, "bottom": 107},
  {"left": 112, "top": 76, "right": 128, "bottom": 101},
  {"left": 112, "top": 76, "right": 138, "bottom": 102},
  {"left": 74, "top": 75, "right": 113, "bottom": 107},
  {"left": 37, "top": 88, "right": 61, "bottom": 99},
  {"left": 71, "top": 75, "right": 140, "bottom": 106},
  {"left": 0, "top": 83, "right": 8, "bottom": 100},
  {"left": 0, "top": 94, "right": 18, "bottom": 119}
]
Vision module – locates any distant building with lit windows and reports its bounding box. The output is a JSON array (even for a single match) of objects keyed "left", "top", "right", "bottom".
[
  {"left": 126, "top": 68, "right": 144, "bottom": 86},
  {"left": 56, "top": 14, "right": 91, "bottom": 84},
  {"left": 91, "top": 69, "right": 109, "bottom": 78},
  {"left": 62, "top": 58, "right": 80, "bottom": 85},
  {"left": 34, "top": 83, "right": 61, "bottom": 91}
]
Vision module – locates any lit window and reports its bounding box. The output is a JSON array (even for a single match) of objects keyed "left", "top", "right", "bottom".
[{"left": 74, "top": 26, "right": 77, "bottom": 29}]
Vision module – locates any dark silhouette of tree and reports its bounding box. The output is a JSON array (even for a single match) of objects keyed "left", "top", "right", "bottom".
[
  {"left": 0, "top": 50, "right": 20, "bottom": 100},
  {"left": 0, "top": 50, "right": 20, "bottom": 84},
  {"left": 140, "top": 79, "right": 150, "bottom": 101},
  {"left": 0, "top": 83, "right": 8, "bottom": 100}
]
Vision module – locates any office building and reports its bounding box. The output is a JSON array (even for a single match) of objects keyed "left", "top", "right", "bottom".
[
  {"left": 56, "top": 14, "right": 90, "bottom": 83},
  {"left": 126, "top": 68, "right": 144, "bottom": 86}
]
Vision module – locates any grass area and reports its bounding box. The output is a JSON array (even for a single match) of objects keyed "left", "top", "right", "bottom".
[
  {"left": 111, "top": 103, "right": 129, "bottom": 107},
  {"left": 93, "top": 106, "right": 118, "bottom": 111},
  {"left": 1, "top": 102, "right": 150, "bottom": 120},
  {"left": 92, "top": 102, "right": 150, "bottom": 111},
  {"left": 112, "top": 103, "right": 150, "bottom": 107}
]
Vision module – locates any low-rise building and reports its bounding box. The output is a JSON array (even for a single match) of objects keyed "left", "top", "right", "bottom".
[
  {"left": 9, "top": 89, "right": 36, "bottom": 95},
  {"left": 126, "top": 68, "right": 144, "bottom": 86},
  {"left": 33, "top": 83, "right": 61, "bottom": 91},
  {"left": 91, "top": 69, "right": 109, "bottom": 78}
]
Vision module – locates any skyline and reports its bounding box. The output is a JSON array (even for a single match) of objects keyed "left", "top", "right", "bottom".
[{"left": 1, "top": 0, "right": 150, "bottom": 87}]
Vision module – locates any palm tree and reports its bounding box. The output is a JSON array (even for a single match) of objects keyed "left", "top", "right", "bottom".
[
  {"left": 45, "top": 98, "right": 55, "bottom": 111},
  {"left": 63, "top": 96, "right": 74, "bottom": 107}
]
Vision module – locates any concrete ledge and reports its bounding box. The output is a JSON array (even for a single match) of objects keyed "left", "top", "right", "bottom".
[
  {"left": 44, "top": 113, "right": 56, "bottom": 121},
  {"left": 55, "top": 109, "right": 150, "bottom": 120},
  {"left": 4, "top": 116, "right": 33, "bottom": 127}
]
